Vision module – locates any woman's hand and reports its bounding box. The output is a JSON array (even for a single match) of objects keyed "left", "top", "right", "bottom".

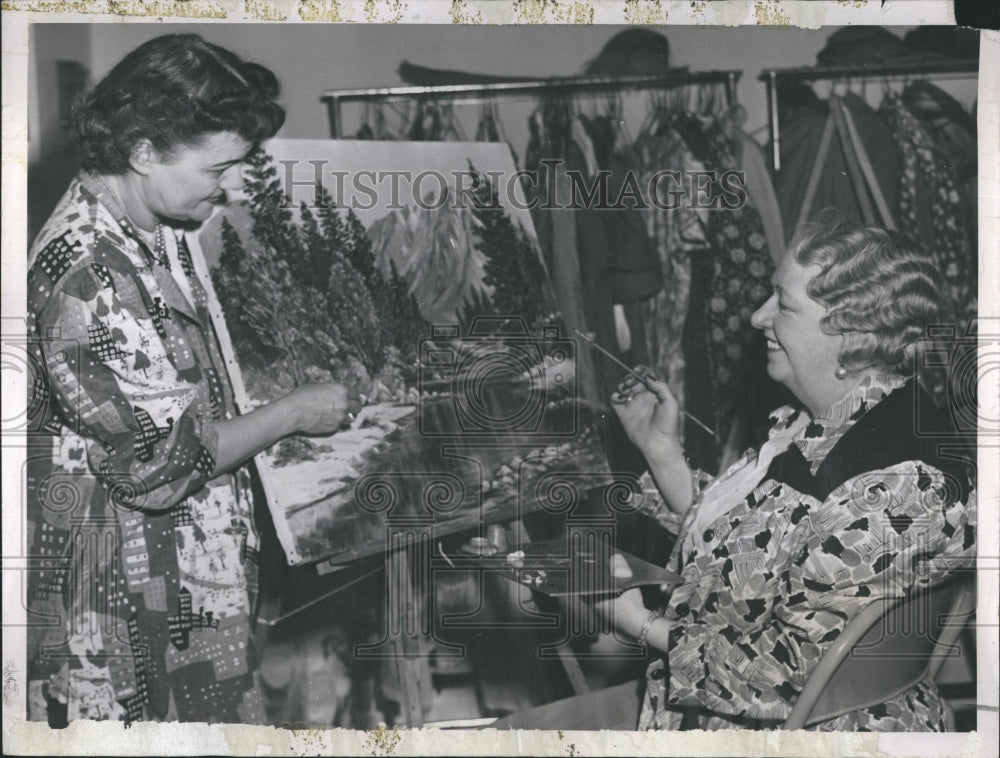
[
  {"left": 211, "top": 382, "right": 364, "bottom": 476},
  {"left": 593, "top": 586, "right": 650, "bottom": 639},
  {"left": 611, "top": 367, "right": 682, "bottom": 458},
  {"left": 610, "top": 368, "right": 695, "bottom": 515},
  {"left": 282, "top": 382, "right": 364, "bottom": 436}
]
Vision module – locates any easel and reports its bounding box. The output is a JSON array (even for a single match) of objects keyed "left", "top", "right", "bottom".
[{"left": 794, "top": 94, "right": 897, "bottom": 233}]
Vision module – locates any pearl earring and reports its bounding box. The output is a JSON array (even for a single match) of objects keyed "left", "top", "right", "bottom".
[{"left": 835, "top": 367, "right": 849, "bottom": 380}]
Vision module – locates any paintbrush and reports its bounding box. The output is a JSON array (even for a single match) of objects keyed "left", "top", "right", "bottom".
[{"left": 573, "top": 329, "right": 716, "bottom": 437}]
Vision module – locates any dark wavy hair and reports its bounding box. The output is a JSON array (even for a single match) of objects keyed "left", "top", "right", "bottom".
[
  {"left": 73, "top": 34, "right": 285, "bottom": 173},
  {"left": 791, "top": 213, "right": 944, "bottom": 375}
]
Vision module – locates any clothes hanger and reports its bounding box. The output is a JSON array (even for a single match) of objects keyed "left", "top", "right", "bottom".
[
  {"left": 372, "top": 103, "right": 388, "bottom": 140},
  {"left": 881, "top": 74, "right": 894, "bottom": 104},
  {"left": 637, "top": 91, "right": 660, "bottom": 139},
  {"left": 490, "top": 98, "right": 511, "bottom": 145},
  {"left": 443, "top": 100, "right": 465, "bottom": 141},
  {"left": 404, "top": 99, "right": 422, "bottom": 140},
  {"left": 673, "top": 85, "right": 686, "bottom": 117},
  {"left": 696, "top": 83, "right": 709, "bottom": 117},
  {"left": 659, "top": 88, "right": 680, "bottom": 136},
  {"left": 606, "top": 91, "right": 631, "bottom": 153},
  {"left": 475, "top": 100, "right": 492, "bottom": 142},
  {"left": 529, "top": 106, "right": 545, "bottom": 146},
  {"left": 720, "top": 102, "right": 747, "bottom": 141},
  {"left": 694, "top": 83, "right": 707, "bottom": 116}
]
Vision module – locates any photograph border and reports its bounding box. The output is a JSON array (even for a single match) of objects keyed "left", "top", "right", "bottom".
[{"left": 3, "top": 3, "right": 997, "bottom": 756}]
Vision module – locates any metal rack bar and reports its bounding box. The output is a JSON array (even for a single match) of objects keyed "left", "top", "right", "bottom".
[
  {"left": 759, "top": 58, "right": 978, "bottom": 171},
  {"left": 322, "top": 69, "right": 742, "bottom": 138}
]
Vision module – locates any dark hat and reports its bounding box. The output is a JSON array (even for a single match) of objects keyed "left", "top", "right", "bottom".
[
  {"left": 903, "top": 26, "right": 980, "bottom": 60},
  {"left": 584, "top": 28, "right": 675, "bottom": 77},
  {"left": 816, "top": 27, "right": 911, "bottom": 66}
]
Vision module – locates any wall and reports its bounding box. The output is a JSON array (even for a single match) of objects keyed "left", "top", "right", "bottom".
[
  {"left": 81, "top": 23, "right": 978, "bottom": 150},
  {"left": 29, "top": 23, "right": 91, "bottom": 163},
  {"left": 28, "top": 24, "right": 93, "bottom": 240},
  {"left": 29, "top": 23, "right": 979, "bottom": 234}
]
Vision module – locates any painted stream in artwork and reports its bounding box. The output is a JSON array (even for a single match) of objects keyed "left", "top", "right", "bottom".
[{"left": 280, "top": 379, "right": 608, "bottom": 564}]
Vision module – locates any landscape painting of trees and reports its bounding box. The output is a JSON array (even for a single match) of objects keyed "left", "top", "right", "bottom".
[{"left": 197, "top": 140, "right": 611, "bottom": 565}]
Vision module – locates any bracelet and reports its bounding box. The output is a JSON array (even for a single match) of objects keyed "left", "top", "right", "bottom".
[{"left": 636, "top": 610, "right": 660, "bottom": 647}]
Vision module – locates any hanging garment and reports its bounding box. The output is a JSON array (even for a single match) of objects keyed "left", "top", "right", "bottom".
[
  {"left": 572, "top": 115, "right": 662, "bottom": 356},
  {"left": 734, "top": 131, "right": 785, "bottom": 263},
  {"left": 633, "top": 113, "right": 773, "bottom": 472},
  {"left": 633, "top": 121, "right": 711, "bottom": 423},
  {"left": 880, "top": 92, "right": 976, "bottom": 323},
  {"left": 901, "top": 81, "right": 978, "bottom": 251},
  {"left": 571, "top": 115, "right": 663, "bottom": 474},
  {"left": 681, "top": 115, "right": 774, "bottom": 471},
  {"left": 776, "top": 94, "right": 900, "bottom": 241},
  {"left": 524, "top": 107, "right": 600, "bottom": 407},
  {"left": 902, "top": 81, "right": 977, "bottom": 171}
]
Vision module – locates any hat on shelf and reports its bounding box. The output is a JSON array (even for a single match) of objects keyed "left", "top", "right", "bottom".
[
  {"left": 902, "top": 26, "right": 980, "bottom": 61},
  {"left": 584, "top": 28, "right": 683, "bottom": 77},
  {"left": 816, "top": 27, "right": 914, "bottom": 66}
]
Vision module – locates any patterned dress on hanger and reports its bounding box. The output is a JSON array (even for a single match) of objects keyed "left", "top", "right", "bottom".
[
  {"left": 880, "top": 92, "right": 976, "bottom": 324},
  {"left": 633, "top": 123, "right": 710, "bottom": 428}
]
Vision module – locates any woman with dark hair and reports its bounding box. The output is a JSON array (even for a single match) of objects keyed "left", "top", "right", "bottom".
[
  {"left": 26, "top": 35, "right": 357, "bottom": 724},
  {"left": 599, "top": 218, "right": 977, "bottom": 730}
]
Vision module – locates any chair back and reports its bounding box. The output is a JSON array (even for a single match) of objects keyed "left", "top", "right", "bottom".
[{"left": 783, "top": 578, "right": 975, "bottom": 730}]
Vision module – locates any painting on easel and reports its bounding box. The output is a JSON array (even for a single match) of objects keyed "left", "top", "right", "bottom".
[{"left": 194, "top": 139, "right": 612, "bottom": 566}]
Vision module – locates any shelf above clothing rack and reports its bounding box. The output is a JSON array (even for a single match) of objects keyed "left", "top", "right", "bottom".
[
  {"left": 321, "top": 69, "right": 742, "bottom": 138},
  {"left": 759, "top": 58, "right": 978, "bottom": 171}
]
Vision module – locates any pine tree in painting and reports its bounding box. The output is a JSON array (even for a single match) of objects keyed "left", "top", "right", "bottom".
[
  {"left": 243, "top": 147, "right": 300, "bottom": 262},
  {"left": 217, "top": 216, "right": 337, "bottom": 387},
  {"left": 300, "top": 199, "right": 383, "bottom": 374},
  {"left": 468, "top": 167, "right": 550, "bottom": 331},
  {"left": 214, "top": 216, "right": 270, "bottom": 366},
  {"left": 382, "top": 257, "right": 426, "bottom": 368},
  {"left": 213, "top": 150, "right": 341, "bottom": 387},
  {"left": 313, "top": 184, "right": 424, "bottom": 373}
]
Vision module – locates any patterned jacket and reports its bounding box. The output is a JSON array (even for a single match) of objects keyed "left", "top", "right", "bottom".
[
  {"left": 638, "top": 375, "right": 976, "bottom": 731},
  {"left": 26, "top": 172, "right": 262, "bottom": 724}
]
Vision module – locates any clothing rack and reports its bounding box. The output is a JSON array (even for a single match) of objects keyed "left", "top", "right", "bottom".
[
  {"left": 321, "top": 69, "right": 742, "bottom": 138},
  {"left": 759, "top": 58, "right": 978, "bottom": 171}
]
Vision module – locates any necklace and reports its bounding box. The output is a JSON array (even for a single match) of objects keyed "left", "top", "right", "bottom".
[{"left": 89, "top": 170, "right": 166, "bottom": 261}]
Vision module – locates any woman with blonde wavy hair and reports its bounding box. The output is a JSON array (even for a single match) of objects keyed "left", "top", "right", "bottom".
[
  {"left": 601, "top": 215, "right": 977, "bottom": 731},
  {"left": 495, "top": 216, "right": 976, "bottom": 732}
]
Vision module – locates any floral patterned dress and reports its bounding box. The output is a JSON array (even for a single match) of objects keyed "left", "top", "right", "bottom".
[
  {"left": 26, "top": 173, "right": 264, "bottom": 724},
  {"left": 633, "top": 114, "right": 773, "bottom": 470},
  {"left": 881, "top": 93, "right": 976, "bottom": 324},
  {"left": 637, "top": 375, "right": 976, "bottom": 731}
]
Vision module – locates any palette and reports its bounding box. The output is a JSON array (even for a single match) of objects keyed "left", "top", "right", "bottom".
[{"left": 456, "top": 537, "right": 681, "bottom": 598}]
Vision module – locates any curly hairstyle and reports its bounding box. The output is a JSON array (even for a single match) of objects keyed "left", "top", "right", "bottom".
[
  {"left": 791, "top": 214, "right": 943, "bottom": 375},
  {"left": 73, "top": 34, "right": 285, "bottom": 173}
]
